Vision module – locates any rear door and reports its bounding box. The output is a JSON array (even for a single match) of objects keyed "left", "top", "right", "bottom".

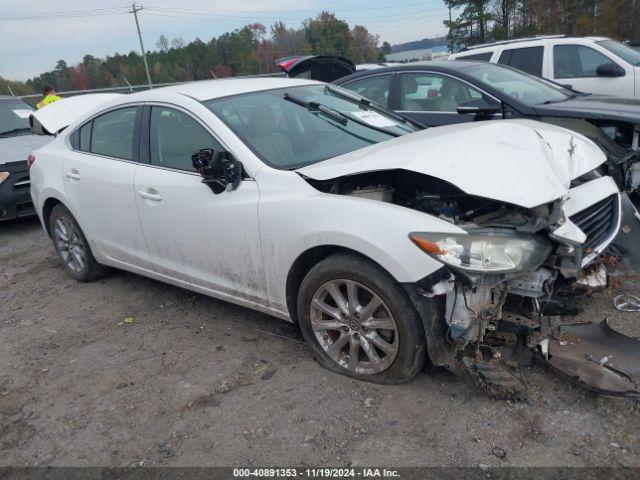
[
  {"left": 133, "top": 104, "right": 265, "bottom": 301},
  {"left": 497, "top": 46, "right": 544, "bottom": 77},
  {"left": 339, "top": 73, "right": 394, "bottom": 108},
  {"left": 63, "top": 105, "right": 152, "bottom": 270},
  {"left": 394, "top": 72, "right": 501, "bottom": 126}
]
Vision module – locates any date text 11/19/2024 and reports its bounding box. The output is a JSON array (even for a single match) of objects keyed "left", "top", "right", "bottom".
[{"left": 233, "top": 468, "right": 400, "bottom": 478}]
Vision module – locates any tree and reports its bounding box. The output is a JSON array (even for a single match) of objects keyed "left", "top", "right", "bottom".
[
  {"left": 444, "top": 0, "right": 638, "bottom": 47},
  {"left": 156, "top": 35, "right": 170, "bottom": 53},
  {"left": 303, "top": 11, "right": 353, "bottom": 57},
  {"left": 444, "top": 0, "right": 492, "bottom": 44},
  {"left": 350, "top": 25, "right": 380, "bottom": 63},
  {"left": 16, "top": 3, "right": 636, "bottom": 94},
  {"left": 171, "top": 37, "right": 185, "bottom": 50}
]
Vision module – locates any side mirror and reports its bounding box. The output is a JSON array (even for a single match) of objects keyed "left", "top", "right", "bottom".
[
  {"left": 192, "top": 148, "right": 242, "bottom": 195},
  {"left": 596, "top": 63, "right": 625, "bottom": 77},
  {"left": 456, "top": 99, "right": 501, "bottom": 116}
]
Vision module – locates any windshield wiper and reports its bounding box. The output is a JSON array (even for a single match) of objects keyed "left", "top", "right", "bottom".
[
  {"left": 284, "top": 92, "right": 401, "bottom": 137},
  {"left": 326, "top": 85, "right": 416, "bottom": 129},
  {"left": 540, "top": 93, "right": 582, "bottom": 105},
  {"left": 283, "top": 93, "right": 348, "bottom": 125},
  {"left": 0, "top": 127, "right": 31, "bottom": 136}
]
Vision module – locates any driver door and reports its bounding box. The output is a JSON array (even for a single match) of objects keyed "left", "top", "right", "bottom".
[
  {"left": 551, "top": 44, "right": 634, "bottom": 96},
  {"left": 133, "top": 105, "right": 266, "bottom": 302}
]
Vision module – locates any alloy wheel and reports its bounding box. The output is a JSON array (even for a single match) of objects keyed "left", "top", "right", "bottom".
[
  {"left": 310, "top": 279, "right": 399, "bottom": 374},
  {"left": 53, "top": 217, "right": 86, "bottom": 273}
]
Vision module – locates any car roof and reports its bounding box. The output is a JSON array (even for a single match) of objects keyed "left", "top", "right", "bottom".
[
  {"left": 454, "top": 35, "right": 610, "bottom": 53},
  {"left": 334, "top": 60, "right": 486, "bottom": 82},
  {"left": 143, "top": 77, "right": 322, "bottom": 101}
]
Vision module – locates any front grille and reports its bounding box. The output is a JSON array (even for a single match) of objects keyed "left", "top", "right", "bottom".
[
  {"left": 12, "top": 173, "right": 30, "bottom": 189},
  {"left": 570, "top": 194, "right": 619, "bottom": 253}
]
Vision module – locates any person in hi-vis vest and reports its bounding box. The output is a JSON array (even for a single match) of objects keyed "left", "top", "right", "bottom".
[{"left": 36, "top": 84, "right": 62, "bottom": 109}]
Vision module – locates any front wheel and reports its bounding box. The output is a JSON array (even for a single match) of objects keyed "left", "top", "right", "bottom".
[
  {"left": 49, "top": 204, "right": 110, "bottom": 282},
  {"left": 297, "top": 254, "right": 426, "bottom": 384}
]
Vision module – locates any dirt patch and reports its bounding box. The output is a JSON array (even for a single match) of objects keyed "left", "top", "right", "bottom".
[{"left": 1, "top": 217, "right": 639, "bottom": 467}]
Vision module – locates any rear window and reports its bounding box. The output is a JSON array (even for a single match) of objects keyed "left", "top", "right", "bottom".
[
  {"left": 498, "top": 46, "right": 544, "bottom": 77},
  {"left": 0, "top": 99, "right": 33, "bottom": 136},
  {"left": 456, "top": 52, "right": 494, "bottom": 62},
  {"left": 89, "top": 107, "right": 138, "bottom": 160}
]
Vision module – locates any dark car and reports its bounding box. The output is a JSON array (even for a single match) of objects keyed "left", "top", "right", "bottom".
[
  {"left": 0, "top": 96, "right": 50, "bottom": 221},
  {"left": 332, "top": 60, "right": 640, "bottom": 199}
]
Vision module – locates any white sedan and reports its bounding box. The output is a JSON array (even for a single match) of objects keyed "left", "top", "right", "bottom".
[{"left": 29, "top": 78, "right": 621, "bottom": 388}]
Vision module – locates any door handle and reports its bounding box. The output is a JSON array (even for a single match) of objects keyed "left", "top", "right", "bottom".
[
  {"left": 138, "top": 190, "right": 162, "bottom": 202},
  {"left": 65, "top": 169, "right": 80, "bottom": 180}
]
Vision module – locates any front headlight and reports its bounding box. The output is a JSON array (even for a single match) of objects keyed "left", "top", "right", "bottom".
[
  {"left": 0, "top": 172, "right": 9, "bottom": 184},
  {"left": 409, "top": 229, "right": 552, "bottom": 274}
]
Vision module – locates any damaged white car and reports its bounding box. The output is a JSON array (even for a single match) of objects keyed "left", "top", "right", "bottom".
[{"left": 29, "top": 79, "right": 637, "bottom": 397}]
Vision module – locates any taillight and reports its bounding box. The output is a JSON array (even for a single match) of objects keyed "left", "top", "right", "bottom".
[
  {"left": 275, "top": 56, "right": 302, "bottom": 73},
  {"left": 27, "top": 154, "right": 36, "bottom": 169}
]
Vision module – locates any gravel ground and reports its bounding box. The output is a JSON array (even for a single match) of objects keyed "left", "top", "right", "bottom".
[{"left": 1, "top": 216, "right": 640, "bottom": 468}]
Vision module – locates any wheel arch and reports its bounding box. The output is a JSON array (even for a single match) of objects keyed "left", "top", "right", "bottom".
[
  {"left": 42, "top": 197, "right": 64, "bottom": 237},
  {"left": 285, "top": 245, "right": 398, "bottom": 324}
]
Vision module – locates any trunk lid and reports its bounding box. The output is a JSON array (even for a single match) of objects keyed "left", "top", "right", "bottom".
[
  {"left": 29, "top": 93, "right": 123, "bottom": 135},
  {"left": 276, "top": 55, "right": 355, "bottom": 82}
]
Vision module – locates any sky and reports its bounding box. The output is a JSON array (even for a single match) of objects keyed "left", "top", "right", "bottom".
[{"left": 0, "top": 0, "right": 449, "bottom": 81}]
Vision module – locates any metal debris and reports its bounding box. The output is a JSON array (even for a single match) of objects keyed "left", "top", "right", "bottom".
[
  {"left": 613, "top": 293, "right": 640, "bottom": 312},
  {"left": 544, "top": 320, "right": 640, "bottom": 396},
  {"left": 466, "top": 361, "right": 528, "bottom": 400},
  {"left": 576, "top": 264, "right": 607, "bottom": 290}
]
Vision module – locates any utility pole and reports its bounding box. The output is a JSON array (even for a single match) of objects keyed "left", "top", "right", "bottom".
[
  {"left": 448, "top": 6, "right": 453, "bottom": 53},
  {"left": 130, "top": 3, "right": 152, "bottom": 88}
]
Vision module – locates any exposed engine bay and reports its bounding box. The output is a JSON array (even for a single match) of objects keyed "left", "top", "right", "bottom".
[
  {"left": 309, "top": 169, "right": 563, "bottom": 231},
  {"left": 306, "top": 169, "right": 640, "bottom": 399}
]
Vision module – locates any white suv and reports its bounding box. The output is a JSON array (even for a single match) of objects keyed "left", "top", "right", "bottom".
[{"left": 450, "top": 35, "right": 640, "bottom": 97}]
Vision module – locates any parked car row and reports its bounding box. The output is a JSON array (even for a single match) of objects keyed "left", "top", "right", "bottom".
[{"left": 25, "top": 69, "right": 640, "bottom": 397}]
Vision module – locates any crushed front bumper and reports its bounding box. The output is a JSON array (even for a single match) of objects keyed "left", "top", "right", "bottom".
[
  {"left": 407, "top": 175, "right": 639, "bottom": 398},
  {"left": 0, "top": 160, "right": 34, "bottom": 221}
]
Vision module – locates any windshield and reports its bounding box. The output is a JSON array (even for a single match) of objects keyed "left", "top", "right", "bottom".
[
  {"left": 463, "top": 62, "right": 574, "bottom": 106},
  {"left": 205, "top": 85, "right": 418, "bottom": 169},
  {"left": 0, "top": 99, "right": 33, "bottom": 136},
  {"left": 597, "top": 39, "right": 640, "bottom": 66}
]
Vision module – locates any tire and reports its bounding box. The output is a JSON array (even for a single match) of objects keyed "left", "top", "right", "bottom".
[
  {"left": 297, "top": 253, "right": 426, "bottom": 384},
  {"left": 49, "top": 204, "right": 110, "bottom": 282}
]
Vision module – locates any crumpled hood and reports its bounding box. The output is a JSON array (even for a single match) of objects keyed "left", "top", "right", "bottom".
[
  {"left": 297, "top": 119, "right": 606, "bottom": 209},
  {"left": 0, "top": 134, "right": 51, "bottom": 165}
]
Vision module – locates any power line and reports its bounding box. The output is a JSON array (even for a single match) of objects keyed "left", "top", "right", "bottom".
[
  {"left": 142, "top": 9, "right": 448, "bottom": 26},
  {"left": 142, "top": 1, "right": 441, "bottom": 14},
  {"left": 0, "top": 7, "right": 130, "bottom": 21}
]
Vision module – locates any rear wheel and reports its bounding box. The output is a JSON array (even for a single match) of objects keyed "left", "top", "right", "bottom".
[
  {"left": 297, "top": 254, "right": 426, "bottom": 384},
  {"left": 49, "top": 204, "right": 110, "bottom": 282}
]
